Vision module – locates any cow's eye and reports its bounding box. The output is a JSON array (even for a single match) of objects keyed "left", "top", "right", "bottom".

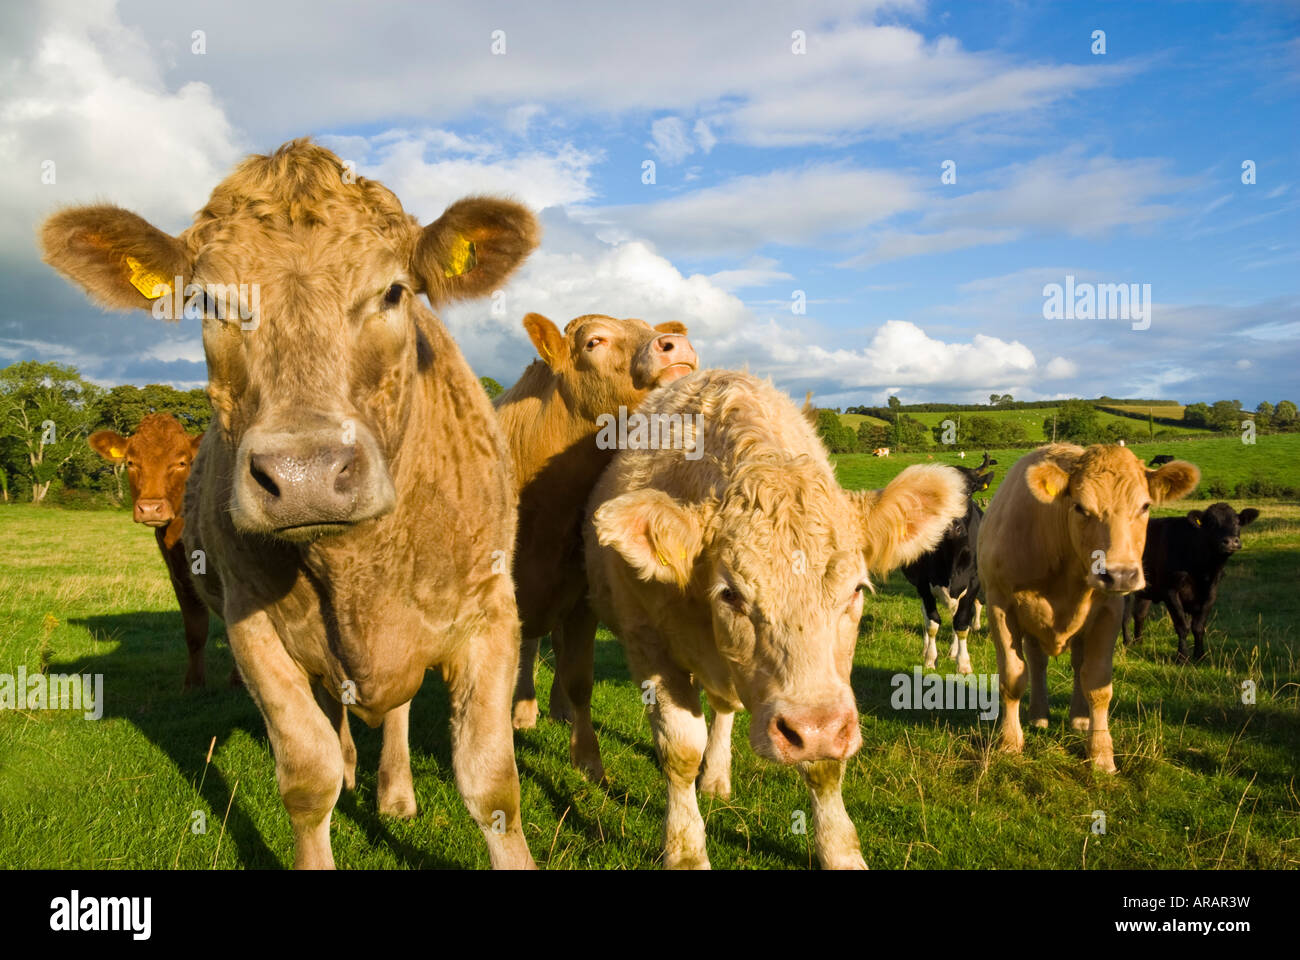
[
  {"left": 585, "top": 337, "right": 604, "bottom": 351},
  {"left": 1140, "top": 502, "right": 1151, "bottom": 513},
  {"left": 383, "top": 284, "right": 404, "bottom": 306},
  {"left": 719, "top": 587, "right": 743, "bottom": 609},
  {"left": 1073, "top": 503, "right": 1087, "bottom": 516}
]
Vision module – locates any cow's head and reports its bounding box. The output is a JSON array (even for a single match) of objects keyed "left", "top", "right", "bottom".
[
  {"left": 595, "top": 462, "right": 964, "bottom": 765},
  {"left": 520, "top": 313, "right": 696, "bottom": 422},
  {"left": 89, "top": 414, "right": 201, "bottom": 527},
  {"left": 1026, "top": 445, "right": 1199, "bottom": 593},
  {"left": 42, "top": 140, "right": 537, "bottom": 542},
  {"left": 1188, "top": 502, "right": 1258, "bottom": 556}
]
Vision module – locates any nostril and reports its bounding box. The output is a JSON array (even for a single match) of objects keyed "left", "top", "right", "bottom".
[
  {"left": 249, "top": 454, "right": 281, "bottom": 499},
  {"left": 333, "top": 448, "right": 358, "bottom": 494},
  {"left": 775, "top": 717, "right": 803, "bottom": 750}
]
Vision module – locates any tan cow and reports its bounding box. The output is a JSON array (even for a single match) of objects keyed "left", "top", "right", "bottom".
[
  {"left": 88, "top": 414, "right": 214, "bottom": 689},
  {"left": 499, "top": 312, "right": 697, "bottom": 780},
  {"left": 585, "top": 370, "right": 967, "bottom": 868},
  {"left": 977, "top": 444, "right": 1199, "bottom": 772},
  {"left": 41, "top": 139, "right": 538, "bottom": 869}
]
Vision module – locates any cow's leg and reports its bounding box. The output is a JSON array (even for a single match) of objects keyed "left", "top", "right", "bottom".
[
  {"left": 698, "top": 702, "right": 734, "bottom": 799},
  {"left": 377, "top": 701, "right": 417, "bottom": 818},
  {"left": 1190, "top": 596, "right": 1212, "bottom": 662},
  {"left": 1120, "top": 595, "right": 1134, "bottom": 645},
  {"left": 800, "top": 759, "right": 866, "bottom": 870},
  {"left": 553, "top": 600, "right": 604, "bottom": 781},
  {"left": 989, "top": 601, "right": 1027, "bottom": 754},
  {"left": 1025, "top": 638, "right": 1050, "bottom": 729},
  {"left": 548, "top": 628, "right": 575, "bottom": 723},
  {"left": 1078, "top": 606, "right": 1120, "bottom": 773},
  {"left": 918, "top": 587, "right": 941, "bottom": 669},
  {"left": 1068, "top": 636, "right": 1090, "bottom": 731},
  {"left": 512, "top": 634, "right": 540, "bottom": 729},
  {"left": 315, "top": 683, "right": 357, "bottom": 792},
  {"left": 1165, "top": 590, "right": 1192, "bottom": 663},
  {"left": 229, "top": 608, "right": 342, "bottom": 869},
  {"left": 443, "top": 615, "right": 535, "bottom": 869},
  {"left": 973, "top": 598, "right": 983, "bottom": 632},
  {"left": 949, "top": 585, "right": 977, "bottom": 675},
  {"left": 1131, "top": 597, "right": 1152, "bottom": 643},
  {"left": 176, "top": 575, "right": 210, "bottom": 690},
  {"left": 625, "top": 634, "right": 709, "bottom": 869}
]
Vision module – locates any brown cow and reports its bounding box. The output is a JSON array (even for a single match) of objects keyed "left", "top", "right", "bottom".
[
  {"left": 585, "top": 370, "right": 967, "bottom": 868},
  {"left": 41, "top": 139, "right": 538, "bottom": 869},
  {"left": 977, "top": 444, "right": 1199, "bottom": 772},
  {"left": 88, "top": 413, "right": 213, "bottom": 689},
  {"left": 500, "top": 312, "right": 697, "bottom": 781}
]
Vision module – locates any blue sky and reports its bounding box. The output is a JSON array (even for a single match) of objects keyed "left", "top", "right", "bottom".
[{"left": 2, "top": 0, "right": 1296, "bottom": 407}]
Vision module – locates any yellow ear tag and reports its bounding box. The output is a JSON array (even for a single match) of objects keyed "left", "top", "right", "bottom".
[
  {"left": 125, "top": 257, "right": 171, "bottom": 300},
  {"left": 442, "top": 235, "right": 477, "bottom": 278},
  {"left": 656, "top": 549, "right": 670, "bottom": 567},
  {"left": 1045, "top": 483, "right": 1057, "bottom": 497},
  {"left": 109, "top": 446, "right": 123, "bottom": 458},
  {"left": 1191, "top": 515, "right": 1200, "bottom": 526}
]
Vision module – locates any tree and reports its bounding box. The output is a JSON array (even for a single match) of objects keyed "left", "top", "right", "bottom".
[
  {"left": 479, "top": 376, "right": 504, "bottom": 400},
  {"left": 815, "top": 409, "right": 856, "bottom": 454},
  {"left": 1183, "top": 402, "right": 1210, "bottom": 428},
  {"left": 1255, "top": 401, "right": 1274, "bottom": 431},
  {"left": 1207, "top": 399, "right": 1243, "bottom": 434},
  {"left": 0, "top": 361, "right": 103, "bottom": 503},
  {"left": 1047, "top": 399, "right": 1101, "bottom": 444},
  {"left": 857, "top": 420, "right": 888, "bottom": 452},
  {"left": 1275, "top": 400, "right": 1298, "bottom": 428}
]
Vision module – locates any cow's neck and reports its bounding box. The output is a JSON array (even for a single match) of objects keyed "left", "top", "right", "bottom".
[{"left": 498, "top": 376, "right": 604, "bottom": 492}]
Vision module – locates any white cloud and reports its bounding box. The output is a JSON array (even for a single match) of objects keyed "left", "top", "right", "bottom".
[
  {"left": 648, "top": 117, "right": 695, "bottom": 165},
  {"left": 589, "top": 164, "right": 919, "bottom": 256}
]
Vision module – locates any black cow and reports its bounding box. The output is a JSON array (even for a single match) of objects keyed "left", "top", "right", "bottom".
[
  {"left": 1122, "top": 502, "right": 1260, "bottom": 662},
  {"left": 1149, "top": 454, "right": 1175, "bottom": 467},
  {"left": 902, "top": 452, "right": 996, "bottom": 675}
]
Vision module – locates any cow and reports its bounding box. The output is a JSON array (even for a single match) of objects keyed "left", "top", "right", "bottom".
[
  {"left": 41, "top": 139, "right": 539, "bottom": 869},
  {"left": 1148, "top": 454, "right": 1175, "bottom": 467},
  {"left": 978, "top": 444, "right": 1198, "bottom": 772},
  {"left": 500, "top": 312, "right": 697, "bottom": 781},
  {"left": 1121, "top": 503, "right": 1259, "bottom": 662},
  {"left": 872, "top": 447, "right": 890, "bottom": 457},
  {"left": 902, "top": 452, "right": 996, "bottom": 674},
  {"left": 88, "top": 414, "right": 217, "bottom": 690},
  {"left": 585, "top": 370, "right": 967, "bottom": 868}
]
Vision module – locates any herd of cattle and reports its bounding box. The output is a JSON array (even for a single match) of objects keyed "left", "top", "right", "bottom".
[{"left": 40, "top": 140, "right": 1262, "bottom": 869}]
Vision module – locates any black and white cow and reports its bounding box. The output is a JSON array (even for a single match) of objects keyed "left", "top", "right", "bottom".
[
  {"left": 1121, "top": 502, "right": 1260, "bottom": 662},
  {"left": 902, "top": 452, "right": 996, "bottom": 674}
]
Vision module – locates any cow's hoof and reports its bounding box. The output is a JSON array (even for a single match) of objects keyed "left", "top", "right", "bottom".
[
  {"left": 820, "top": 851, "right": 868, "bottom": 870},
  {"left": 549, "top": 700, "right": 575, "bottom": 724},
  {"left": 665, "top": 851, "right": 711, "bottom": 870},
  {"left": 571, "top": 749, "right": 606, "bottom": 785},
  {"left": 378, "top": 791, "right": 418, "bottom": 819},
  {"left": 512, "top": 699, "right": 539, "bottom": 730},
  {"left": 1174, "top": 650, "right": 1191, "bottom": 665},
  {"left": 1091, "top": 757, "right": 1118, "bottom": 775},
  {"left": 1069, "top": 716, "right": 1091, "bottom": 731},
  {"left": 998, "top": 733, "right": 1024, "bottom": 754},
  {"left": 957, "top": 658, "right": 972, "bottom": 676},
  {"left": 922, "top": 657, "right": 937, "bottom": 670},
  {"left": 697, "top": 773, "right": 731, "bottom": 799},
  {"left": 1030, "top": 718, "right": 1049, "bottom": 729}
]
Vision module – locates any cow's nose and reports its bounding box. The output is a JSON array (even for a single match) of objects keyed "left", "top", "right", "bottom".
[
  {"left": 653, "top": 334, "right": 697, "bottom": 375},
  {"left": 768, "top": 705, "right": 860, "bottom": 763},
  {"left": 1097, "top": 565, "right": 1144, "bottom": 594},
  {"left": 248, "top": 445, "right": 359, "bottom": 524},
  {"left": 133, "top": 499, "right": 173, "bottom": 527},
  {"left": 1222, "top": 537, "right": 1240, "bottom": 552}
]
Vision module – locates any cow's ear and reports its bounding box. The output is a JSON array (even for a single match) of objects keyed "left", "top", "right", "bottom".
[
  {"left": 593, "top": 490, "right": 706, "bottom": 589},
  {"left": 853, "top": 464, "right": 966, "bottom": 573},
  {"left": 1148, "top": 460, "right": 1199, "bottom": 504},
  {"left": 654, "top": 321, "right": 688, "bottom": 335},
  {"left": 189, "top": 433, "right": 204, "bottom": 458},
  {"left": 413, "top": 197, "right": 538, "bottom": 305},
  {"left": 41, "top": 205, "right": 188, "bottom": 313},
  {"left": 1186, "top": 509, "right": 1204, "bottom": 526},
  {"left": 522, "top": 313, "right": 566, "bottom": 368},
  {"left": 1025, "top": 459, "right": 1071, "bottom": 504},
  {"left": 1237, "top": 507, "right": 1260, "bottom": 527},
  {"left": 88, "top": 430, "right": 129, "bottom": 463}
]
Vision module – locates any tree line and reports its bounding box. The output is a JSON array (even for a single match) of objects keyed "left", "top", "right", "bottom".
[{"left": 0, "top": 361, "right": 504, "bottom": 505}]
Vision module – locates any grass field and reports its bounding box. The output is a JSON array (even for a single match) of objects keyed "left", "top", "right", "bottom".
[{"left": 1, "top": 437, "right": 1297, "bottom": 869}]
